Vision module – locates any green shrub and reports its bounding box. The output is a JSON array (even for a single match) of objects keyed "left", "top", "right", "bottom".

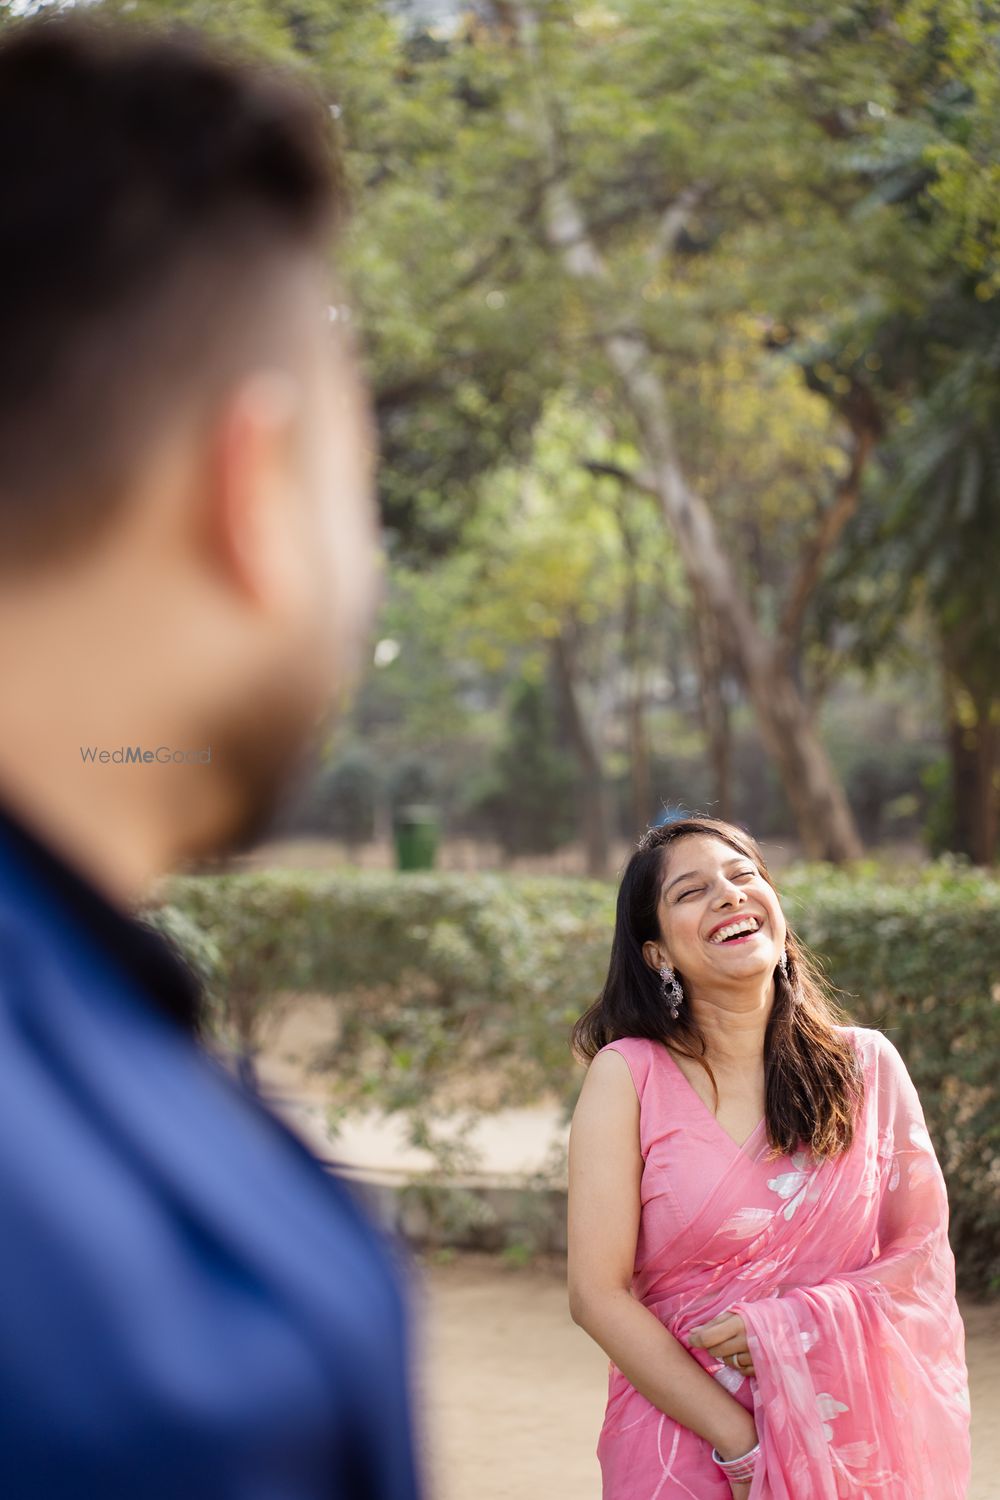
[
  {"left": 311, "top": 748, "right": 380, "bottom": 846},
  {"left": 153, "top": 870, "right": 613, "bottom": 1102},
  {"left": 150, "top": 861, "right": 1000, "bottom": 1294},
  {"left": 781, "top": 858, "right": 1000, "bottom": 1294}
]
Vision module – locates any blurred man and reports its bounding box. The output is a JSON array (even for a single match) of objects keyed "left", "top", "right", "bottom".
[{"left": 0, "top": 15, "right": 424, "bottom": 1498}]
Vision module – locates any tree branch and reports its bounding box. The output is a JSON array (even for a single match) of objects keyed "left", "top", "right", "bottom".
[
  {"left": 580, "top": 459, "right": 659, "bottom": 498},
  {"left": 777, "top": 394, "right": 881, "bottom": 660},
  {"left": 647, "top": 180, "right": 711, "bottom": 269}
]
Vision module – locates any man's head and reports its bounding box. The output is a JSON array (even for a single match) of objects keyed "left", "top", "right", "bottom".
[{"left": 0, "top": 16, "right": 379, "bottom": 884}]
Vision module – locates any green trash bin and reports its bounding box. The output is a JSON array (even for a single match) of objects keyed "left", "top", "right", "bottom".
[{"left": 393, "top": 804, "right": 440, "bottom": 871}]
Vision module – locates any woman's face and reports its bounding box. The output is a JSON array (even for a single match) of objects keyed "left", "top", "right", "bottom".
[{"left": 644, "top": 833, "right": 787, "bottom": 995}]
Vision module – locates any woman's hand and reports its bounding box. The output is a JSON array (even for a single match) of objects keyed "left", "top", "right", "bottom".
[
  {"left": 689, "top": 1310, "right": 756, "bottom": 1378},
  {"left": 706, "top": 1400, "right": 758, "bottom": 1500}
]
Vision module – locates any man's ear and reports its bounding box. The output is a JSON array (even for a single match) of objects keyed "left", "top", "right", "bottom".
[{"left": 210, "top": 369, "right": 304, "bottom": 615}]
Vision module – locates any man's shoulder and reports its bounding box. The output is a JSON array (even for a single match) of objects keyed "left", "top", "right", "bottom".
[
  {"left": 0, "top": 905, "right": 399, "bottom": 1285},
  {"left": 0, "top": 898, "right": 413, "bottom": 1406}
]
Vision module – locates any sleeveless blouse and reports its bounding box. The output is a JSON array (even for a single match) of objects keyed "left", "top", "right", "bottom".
[{"left": 592, "top": 1028, "right": 971, "bottom": 1499}]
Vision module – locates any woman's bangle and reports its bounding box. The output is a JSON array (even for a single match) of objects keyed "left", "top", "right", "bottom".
[{"left": 710, "top": 1439, "right": 760, "bottom": 1481}]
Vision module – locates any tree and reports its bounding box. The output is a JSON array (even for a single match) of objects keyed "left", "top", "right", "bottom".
[
  {"left": 497, "top": 2, "right": 887, "bottom": 858},
  {"left": 428, "top": 392, "right": 680, "bottom": 872},
  {"left": 815, "top": 296, "right": 1000, "bottom": 862},
  {"left": 474, "top": 674, "right": 577, "bottom": 856},
  {"left": 807, "top": 0, "right": 1000, "bottom": 861},
  {"left": 74, "top": 0, "right": 998, "bottom": 858}
]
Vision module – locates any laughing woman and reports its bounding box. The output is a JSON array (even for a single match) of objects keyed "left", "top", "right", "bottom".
[{"left": 568, "top": 817, "right": 971, "bottom": 1500}]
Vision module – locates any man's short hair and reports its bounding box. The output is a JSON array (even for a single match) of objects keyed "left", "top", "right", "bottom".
[{"left": 0, "top": 15, "right": 345, "bottom": 568}]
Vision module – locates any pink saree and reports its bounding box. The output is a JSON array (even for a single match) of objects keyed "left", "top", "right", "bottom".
[{"left": 597, "top": 1027, "right": 971, "bottom": 1499}]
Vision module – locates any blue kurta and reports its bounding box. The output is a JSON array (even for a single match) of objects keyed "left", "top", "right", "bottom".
[{"left": 0, "top": 801, "right": 425, "bottom": 1498}]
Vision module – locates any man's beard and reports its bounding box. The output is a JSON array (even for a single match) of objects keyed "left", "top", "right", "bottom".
[{"left": 198, "top": 680, "right": 340, "bottom": 861}]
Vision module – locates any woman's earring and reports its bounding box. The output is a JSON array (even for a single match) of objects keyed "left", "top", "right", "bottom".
[
  {"left": 659, "top": 964, "right": 684, "bottom": 1020},
  {"left": 778, "top": 950, "right": 789, "bottom": 980}
]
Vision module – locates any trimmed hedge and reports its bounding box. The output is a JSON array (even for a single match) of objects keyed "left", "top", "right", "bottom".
[{"left": 147, "top": 861, "right": 1000, "bottom": 1294}]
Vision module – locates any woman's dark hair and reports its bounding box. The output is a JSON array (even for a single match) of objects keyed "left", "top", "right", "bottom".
[{"left": 572, "top": 816, "right": 864, "bottom": 1160}]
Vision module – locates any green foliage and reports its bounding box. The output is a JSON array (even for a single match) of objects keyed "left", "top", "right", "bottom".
[
  {"left": 802, "top": 0, "right": 1000, "bottom": 857},
  {"left": 470, "top": 674, "right": 577, "bottom": 854},
  {"left": 156, "top": 866, "right": 613, "bottom": 1093},
  {"left": 21, "top": 0, "right": 987, "bottom": 856},
  {"left": 784, "top": 858, "right": 1000, "bottom": 1293},
  {"left": 819, "top": 295, "right": 1000, "bottom": 700},
  {"left": 387, "top": 753, "right": 439, "bottom": 814},
  {"left": 152, "top": 861, "right": 1000, "bottom": 1292},
  {"left": 920, "top": 756, "right": 956, "bottom": 859},
  {"left": 294, "top": 746, "right": 380, "bottom": 845}
]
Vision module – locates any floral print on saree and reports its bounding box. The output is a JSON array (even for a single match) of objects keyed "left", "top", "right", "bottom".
[{"left": 595, "top": 1027, "right": 970, "bottom": 1499}]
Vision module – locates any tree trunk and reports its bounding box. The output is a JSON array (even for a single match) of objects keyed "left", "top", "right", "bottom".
[
  {"left": 777, "top": 405, "right": 880, "bottom": 668},
  {"left": 516, "top": 4, "right": 863, "bottom": 861},
  {"left": 942, "top": 660, "right": 999, "bottom": 866},
  {"left": 616, "top": 496, "right": 652, "bottom": 833},
  {"left": 551, "top": 189, "right": 860, "bottom": 856},
  {"left": 690, "top": 579, "right": 733, "bottom": 821},
  {"left": 551, "top": 630, "right": 611, "bottom": 876}
]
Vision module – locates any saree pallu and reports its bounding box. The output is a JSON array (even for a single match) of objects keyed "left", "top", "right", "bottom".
[{"left": 597, "top": 1027, "right": 971, "bottom": 1499}]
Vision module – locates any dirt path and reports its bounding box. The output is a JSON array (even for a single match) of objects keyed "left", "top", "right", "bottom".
[{"left": 412, "top": 1252, "right": 999, "bottom": 1499}]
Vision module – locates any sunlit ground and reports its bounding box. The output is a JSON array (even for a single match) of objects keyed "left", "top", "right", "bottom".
[
  {"left": 256, "top": 997, "right": 997, "bottom": 1500},
  {"left": 413, "top": 1253, "right": 998, "bottom": 1500}
]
